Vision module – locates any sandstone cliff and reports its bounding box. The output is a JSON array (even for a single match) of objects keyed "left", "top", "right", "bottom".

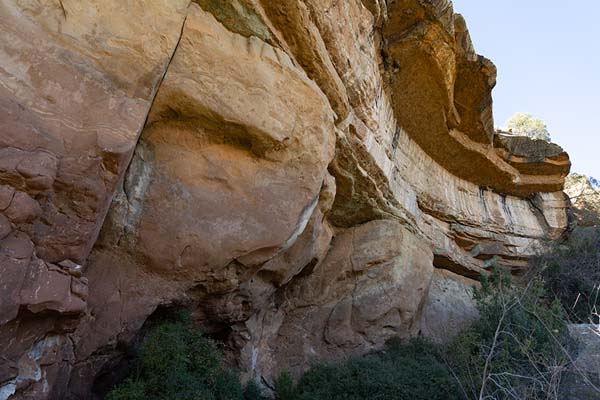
[
  {"left": 0, "top": 1, "right": 571, "bottom": 398},
  {"left": 565, "top": 173, "right": 600, "bottom": 228}
]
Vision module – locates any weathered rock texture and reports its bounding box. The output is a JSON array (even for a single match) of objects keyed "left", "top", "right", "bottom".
[
  {"left": 0, "top": 0, "right": 570, "bottom": 398},
  {"left": 565, "top": 174, "right": 600, "bottom": 227}
]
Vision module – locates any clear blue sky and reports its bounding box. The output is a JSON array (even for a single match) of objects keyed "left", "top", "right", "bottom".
[{"left": 452, "top": 0, "right": 600, "bottom": 178}]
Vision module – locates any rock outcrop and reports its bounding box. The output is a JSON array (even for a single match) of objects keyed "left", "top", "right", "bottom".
[
  {"left": 0, "top": 0, "right": 571, "bottom": 398},
  {"left": 565, "top": 173, "right": 600, "bottom": 227}
]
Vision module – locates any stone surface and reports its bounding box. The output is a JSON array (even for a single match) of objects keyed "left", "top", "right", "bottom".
[
  {"left": 0, "top": 0, "right": 189, "bottom": 397},
  {"left": 382, "top": 0, "right": 567, "bottom": 196},
  {"left": 421, "top": 269, "right": 479, "bottom": 343},
  {"left": 261, "top": 219, "right": 434, "bottom": 380},
  {"left": 565, "top": 173, "right": 600, "bottom": 227},
  {"left": 0, "top": 0, "right": 189, "bottom": 263},
  {"left": 560, "top": 325, "right": 600, "bottom": 399},
  {"left": 137, "top": 4, "right": 335, "bottom": 274},
  {"left": 0, "top": 0, "right": 572, "bottom": 398}
]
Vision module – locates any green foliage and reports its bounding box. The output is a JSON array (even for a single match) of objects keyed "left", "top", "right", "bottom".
[
  {"left": 532, "top": 228, "right": 600, "bottom": 322},
  {"left": 446, "top": 267, "right": 569, "bottom": 399},
  {"left": 275, "top": 338, "right": 461, "bottom": 400},
  {"left": 107, "top": 318, "right": 258, "bottom": 400},
  {"left": 108, "top": 269, "right": 572, "bottom": 400},
  {"left": 243, "top": 380, "right": 265, "bottom": 400},
  {"left": 105, "top": 380, "right": 147, "bottom": 400},
  {"left": 274, "top": 372, "right": 298, "bottom": 400},
  {"left": 506, "top": 112, "right": 551, "bottom": 141},
  {"left": 275, "top": 267, "right": 570, "bottom": 400}
]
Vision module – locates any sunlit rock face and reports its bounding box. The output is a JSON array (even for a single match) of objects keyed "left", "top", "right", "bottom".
[
  {"left": 565, "top": 173, "right": 600, "bottom": 227},
  {"left": 0, "top": 0, "right": 570, "bottom": 398},
  {"left": 0, "top": 1, "right": 189, "bottom": 398}
]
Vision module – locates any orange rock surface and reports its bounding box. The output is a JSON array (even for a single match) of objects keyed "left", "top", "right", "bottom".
[{"left": 0, "top": 1, "right": 571, "bottom": 397}]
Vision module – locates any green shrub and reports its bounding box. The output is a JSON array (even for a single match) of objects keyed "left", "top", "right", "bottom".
[
  {"left": 107, "top": 318, "right": 258, "bottom": 400},
  {"left": 108, "top": 268, "right": 572, "bottom": 400},
  {"left": 275, "top": 338, "right": 461, "bottom": 400},
  {"left": 243, "top": 380, "right": 264, "bottom": 400},
  {"left": 274, "top": 372, "right": 298, "bottom": 400},
  {"left": 105, "top": 380, "right": 146, "bottom": 400},
  {"left": 531, "top": 228, "right": 600, "bottom": 322},
  {"left": 445, "top": 267, "right": 570, "bottom": 399},
  {"left": 275, "top": 267, "right": 570, "bottom": 400}
]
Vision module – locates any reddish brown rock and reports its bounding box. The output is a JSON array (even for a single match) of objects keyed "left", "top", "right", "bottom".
[
  {"left": 3, "top": 191, "right": 42, "bottom": 224},
  {"left": 60, "top": 4, "right": 338, "bottom": 397},
  {"left": 258, "top": 0, "right": 351, "bottom": 121},
  {"left": 258, "top": 219, "right": 434, "bottom": 381},
  {"left": 453, "top": 14, "right": 496, "bottom": 144},
  {"left": 0, "top": 0, "right": 573, "bottom": 398},
  {"left": 494, "top": 133, "right": 572, "bottom": 177},
  {"left": 0, "top": 0, "right": 190, "bottom": 397},
  {"left": 0, "top": 0, "right": 189, "bottom": 263},
  {"left": 133, "top": 4, "right": 335, "bottom": 274},
  {"left": 382, "top": 0, "right": 568, "bottom": 196}
]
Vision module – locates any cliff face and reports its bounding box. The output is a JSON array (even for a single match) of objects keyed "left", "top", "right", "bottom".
[
  {"left": 0, "top": 0, "right": 571, "bottom": 398},
  {"left": 565, "top": 174, "right": 600, "bottom": 228}
]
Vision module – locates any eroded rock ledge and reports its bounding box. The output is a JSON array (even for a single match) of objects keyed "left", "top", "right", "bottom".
[{"left": 0, "top": 0, "right": 570, "bottom": 398}]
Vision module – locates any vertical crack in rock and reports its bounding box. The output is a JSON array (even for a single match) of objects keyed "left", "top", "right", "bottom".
[{"left": 140, "top": 11, "right": 190, "bottom": 132}]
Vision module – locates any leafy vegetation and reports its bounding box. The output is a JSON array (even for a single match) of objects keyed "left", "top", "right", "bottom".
[
  {"left": 274, "top": 338, "right": 460, "bottom": 400},
  {"left": 274, "top": 267, "right": 570, "bottom": 400},
  {"left": 108, "top": 268, "right": 577, "bottom": 400},
  {"left": 530, "top": 228, "right": 600, "bottom": 322},
  {"left": 108, "top": 266, "right": 572, "bottom": 400},
  {"left": 506, "top": 112, "right": 551, "bottom": 141},
  {"left": 107, "top": 317, "right": 263, "bottom": 400},
  {"left": 445, "top": 267, "right": 570, "bottom": 399}
]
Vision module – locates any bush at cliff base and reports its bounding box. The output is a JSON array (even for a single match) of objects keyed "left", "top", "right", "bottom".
[
  {"left": 532, "top": 228, "right": 600, "bottom": 322},
  {"left": 445, "top": 267, "right": 570, "bottom": 399},
  {"left": 275, "top": 267, "right": 570, "bottom": 400},
  {"left": 106, "top": 318, "right": 261, "bottom": 400},
  {"left": 107, "top": 267, "right": 570, "bottom": 400},
  {"left": 274, "top": 338, "right": 461, "bottom": 400}
]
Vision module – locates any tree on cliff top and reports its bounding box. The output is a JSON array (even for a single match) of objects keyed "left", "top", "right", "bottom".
[{"left": 506, "top": 112, "right": 551, "bottom": 141}]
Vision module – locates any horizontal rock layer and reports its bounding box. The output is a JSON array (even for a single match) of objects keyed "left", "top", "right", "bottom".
[{"left": 0, "top": 0, "right": 570, "bottom": 398}]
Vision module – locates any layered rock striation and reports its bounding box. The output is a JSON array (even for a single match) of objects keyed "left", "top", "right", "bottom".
[{"left": 0, "top": 0, "right": 570, "bottom": 398}]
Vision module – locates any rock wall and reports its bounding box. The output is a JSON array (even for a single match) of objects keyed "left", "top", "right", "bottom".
[
  {"left": 565, "top": 174, "right": 600, "bottom": 227},
  {"left": 0, "top": 0, "right": 570, "bottom": 398}
]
